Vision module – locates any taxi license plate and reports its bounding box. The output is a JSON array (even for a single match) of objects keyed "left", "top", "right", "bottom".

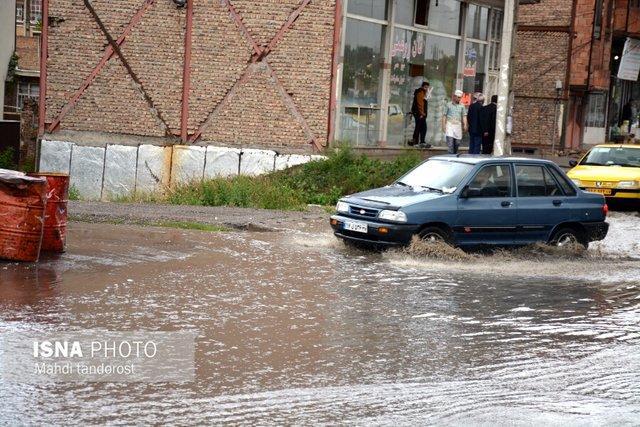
[
  {"left": 586, "top": 188, "right": 612, "bottom": 195},
  {"left": 344, "top": 220, "right": 368, "bottom": 234}
]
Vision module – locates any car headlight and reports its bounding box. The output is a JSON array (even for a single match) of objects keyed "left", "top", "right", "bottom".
[
  {"left": 617, "top": 180, "right": 639, "bottom": 189},
  {"left": 570, "top": 178, "right": 583, "bottom": 187},
  {"left": 378, "top": 210, "right": 407, "bottom": 223},
  {"left": 336, "top": 201, "right": 349, "bottom": 213}
]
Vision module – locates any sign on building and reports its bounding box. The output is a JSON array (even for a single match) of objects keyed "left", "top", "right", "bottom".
[{"left": 617, "top": 38, "right": 640, "bottom": 81}]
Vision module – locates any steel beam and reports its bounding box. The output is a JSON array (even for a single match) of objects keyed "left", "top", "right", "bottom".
[
  {"left": 38, "top": 0, "right": 49, "bottom": 136},
  {"left": 47, "top": 0, "right": 156, "bottom": 133},
  {"left": 181, "top": 0, "right": 194, "bottom": 142},
  {"left": 193, "top": 0, "right": 320, "bottom": 151}
]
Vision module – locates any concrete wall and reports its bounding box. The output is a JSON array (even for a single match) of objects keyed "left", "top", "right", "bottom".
[
  {"left": 38, "top": 140, "right": 325, "bottom": 200},
  {"left": 0, "top": 0, "right": 17, "bottom": 119},
  {"left": 45, "top": 0, "right": 336, "bottom": 150}
]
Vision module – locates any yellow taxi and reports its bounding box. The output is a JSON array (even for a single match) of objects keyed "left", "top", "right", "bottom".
[{"left": 567, "top": 144, "right": 640, "bottom": 201}]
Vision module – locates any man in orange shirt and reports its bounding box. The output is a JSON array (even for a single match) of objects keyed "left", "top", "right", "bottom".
[{"left": 410, "top": 81, "right": 430, "bottom": 147}]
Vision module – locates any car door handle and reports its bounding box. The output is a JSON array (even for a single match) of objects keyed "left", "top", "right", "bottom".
[
  {"left": 553, "top": 200, "right": 563, "bottom": 206},
  {"left": 501, "top": 201, "right": 513, "bottom": 207}
]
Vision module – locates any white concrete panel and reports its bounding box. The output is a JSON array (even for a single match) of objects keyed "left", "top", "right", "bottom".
[
  {"left": 274, "top": 154, "right": 312, "bottom": 171},
  {"left": 69, "top": 146, "right": 105, "bottom": 200},
  {"left": 39, "top": 140, "right": 73, "bottom": 174},
  {"left": 171, "top": 145, "right": 206, "bottom": 185},
  {"left": 310, "top": 155, "right": 327, "bottom": 162},
  {"left": 204, "top": 146, "right": 240, "bottom": 178},
  {"left": 239, "top": 149, "right": 276, "bottom": 176},
  {"left": 136, "top": 144, "right": 170, "bottom": 194},
  {"left": 102, "top": 145, "right": 138, "bottom": 200}
]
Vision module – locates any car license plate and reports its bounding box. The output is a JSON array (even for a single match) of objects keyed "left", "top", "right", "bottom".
[
  {"left": 344, "top": 220, "right": 368, "bottom": 234},
  {"left": 586, "top": 188, "right": 612, "bottom": 195}
]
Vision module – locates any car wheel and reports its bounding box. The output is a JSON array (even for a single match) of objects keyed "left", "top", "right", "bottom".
[
  {"left": 419, "top": 226, "right": 453, "bottom": 245},
  {"left": 549, "top": 227, "right": 588, "bottom": 250}
]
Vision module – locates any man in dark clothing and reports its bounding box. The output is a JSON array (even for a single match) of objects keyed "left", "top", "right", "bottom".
[
  {"left": 467, "top": 93, "right": 484, "bottom": 154},
  {"left": 621, "top": 99, "right": 633, "bottom": 133},
  {"left": 410, "top": 81, "right": 430, "bottom": 147},
  {"left": 481, "top": 95, "right": 498, "bottom": 155}
]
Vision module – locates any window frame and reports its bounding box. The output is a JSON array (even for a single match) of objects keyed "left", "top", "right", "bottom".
[
  {"left": 515, "top": 163, "right": 566, "bottom": 198},
  {"left": 16, "top": 0, "right": 25, "bottom": 23},
  {"left": 465, "top": 163, "right": 514, "bottom": 198},
  {"left": 545, "top": 165, "right": 577, "bottom": 197}
]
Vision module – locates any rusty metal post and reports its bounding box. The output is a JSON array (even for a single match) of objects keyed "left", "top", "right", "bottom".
[
  {"left": 327, "top": 0, "right": 343, "bottom": 147},
  {"left": 38, "top": 0, "right": 49, "bottom": 136},
  {"left": 181, "top": 0, "right": 193, "bottom": 143}
]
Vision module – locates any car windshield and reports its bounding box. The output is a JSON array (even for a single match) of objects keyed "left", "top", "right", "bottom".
[
  {"left": 580, "top": 147, "right": 640, "bottom": 167},
  {"left": 397, "top": 159, "right": 474, "bottom": 192}
]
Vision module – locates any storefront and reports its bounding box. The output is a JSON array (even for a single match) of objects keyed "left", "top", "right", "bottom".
[{"left": 336, "top": 0, "right": 503, "bottom": 147}]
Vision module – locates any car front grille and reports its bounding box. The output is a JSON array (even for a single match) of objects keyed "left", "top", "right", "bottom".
[{"left": 348, "top": 205, "right": 380, "bottom": 218}]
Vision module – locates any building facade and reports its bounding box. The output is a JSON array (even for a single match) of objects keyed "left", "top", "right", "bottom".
[
  {"left": 5, "top": 0, "right": 42, "bottom": 118},
  {"left": 37, "top": 0, "right": 514, "bottom": 199},
  {"left": 512, "top": 0, "right": 640, "bottom": 152}
]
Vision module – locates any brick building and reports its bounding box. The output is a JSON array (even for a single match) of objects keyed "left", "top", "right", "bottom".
[
  {"left": 513, "top": 0, "right": 640, "bottom": 152},
  {"left": 5, "top": 0, "right": 42, "bottom": 117},
  {"left": 37, "top": 0, "right": 515, "bottom": 199}
]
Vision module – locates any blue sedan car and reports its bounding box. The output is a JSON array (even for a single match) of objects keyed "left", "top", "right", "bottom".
[{"left": 330, "top": 156, "right": 609, "bottom": 249}]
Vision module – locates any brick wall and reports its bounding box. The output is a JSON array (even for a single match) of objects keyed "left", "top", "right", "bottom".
[
  {"left": 512, "top": 98, "right": 560, "bottom": 147},
  {"left": 16, "top": 35, "right": 39, "bottom": 71},
  {"left": 570, "top": 0, "right": 613, "bottom": 90},
  {"left": 512, "top": 31, "right": 569, "bottom": 147},
  {"left": 513, "top": 31, "right": 570, "bottom": 99},
  {"left": 45, "top": 0, "right": 336, "bottom": 151},
  {"left": 517, "top": 0, "right": 572, "bottom": 26}
]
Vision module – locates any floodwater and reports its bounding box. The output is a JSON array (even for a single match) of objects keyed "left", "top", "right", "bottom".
[{"left": 1, "top": 212, "right": 639, "bottom": 424}]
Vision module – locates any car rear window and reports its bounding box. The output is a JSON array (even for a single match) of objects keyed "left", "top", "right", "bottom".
[
  {"left": 546, "top": 165, "right": 577, "bottom": 196},
  {"left": 516, "top": 165, "right": 563, "bottom": 197}
]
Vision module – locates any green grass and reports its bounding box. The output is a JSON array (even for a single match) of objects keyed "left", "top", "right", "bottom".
[
  {"left": 69, "top": 186, "right": 80, "bottom": 201},
  {"left": 0, "top": 147, "right": 17, "bottom": 169},
  {"left": 164, "top": 147, "right": 423, "bottom": 211}
]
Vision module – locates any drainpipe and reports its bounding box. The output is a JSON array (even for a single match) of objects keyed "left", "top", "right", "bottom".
[
  {"left": 180, "top": 0, "right": 193, "bottom": 143},
  {"left": 494, "top": 0, "right": 517, "bottom": 156},
  {"left": 327, "top": 0, "right": 343, "bottom": 147},
  {"left": 38, "top": 0, "right": 48, "bottom": 136}
]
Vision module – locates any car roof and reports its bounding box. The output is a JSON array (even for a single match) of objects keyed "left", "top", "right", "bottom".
[
  {"left": 430, "top": 154, "right": 557, "bottom": 165},
  {"left": 591, "top": 144, "right": 640, "bottom": 149}
]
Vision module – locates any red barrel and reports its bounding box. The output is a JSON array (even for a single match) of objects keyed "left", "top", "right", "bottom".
[
  {"left": 29, "top": 173, "right": 70, "bottom": 253},
  {"left": 0, "top": 170, "right": 48, "bottom": 262}
]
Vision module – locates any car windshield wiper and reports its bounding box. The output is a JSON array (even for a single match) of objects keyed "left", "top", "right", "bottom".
[
  {"left": 612, "top": 163, "right": 637, "bottom": 167},
  {"left": 581, "top": 162, "right": 606, "bottom": 166},
  {"left": 420, "top": 185, "right": 444, "bottom": 193},
  {"left": 396, "top": 181, "right": 409, "bottom": 187}
]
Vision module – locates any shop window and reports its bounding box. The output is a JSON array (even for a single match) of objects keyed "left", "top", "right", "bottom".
[
  {"left": 427, "top": 0, "right": 461, "bottom": 35},
  {"left": 16, "top": 0, "right": 25, "bottom": 22},
  {"left": 340, "top": 18, "right": 385, "bottom": 145},
  {"left": 395, "top": 0, "right": 415, "bottom": 26},
  {"left": 586, "top": 93, "right": 606, "bottom": 128},
  {"left": 462, "top": 42, "right": 486, "bottom": 94},
  {"left": 465, "top": 4, "right": 489, "bottom": 40},
  {"left": 415, "top": 0, "right": 429, "bottom": 26},
  {"left": 388, "top": 28, "right": 459, "bottom": 145},
  {"left": 347, "top": 0, "right": 388, "bottom": 20},
  {"left": 489, "top": 10, "right": 503, "bottom": 71}
]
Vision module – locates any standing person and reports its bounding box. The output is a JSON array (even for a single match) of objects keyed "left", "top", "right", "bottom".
[
  {"left": 481, "top": 95, "right": 498, "bottom": 155},
  {"left": 442, "top": 89, "right": 467, "bottom": 154},
  {"left": 621, "top": 99, "right": 634, "bottom": 133},
  {"left": 410, "top": 81, "right": 430, "bottom": 147},
  {"left": 467, "top": 93, "right": 484, "bottom": 154}
]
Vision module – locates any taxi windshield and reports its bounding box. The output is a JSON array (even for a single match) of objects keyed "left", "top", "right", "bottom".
[{"left": 580, "top": 147, "right": 640, "bottom": 167}]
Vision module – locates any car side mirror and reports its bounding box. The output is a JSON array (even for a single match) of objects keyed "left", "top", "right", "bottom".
[
  {"left": 569, "top": 159, "right": 578, "bottom": 167},
  {"left": 460, "top": 186, "right": 469, "bottom": 198}
]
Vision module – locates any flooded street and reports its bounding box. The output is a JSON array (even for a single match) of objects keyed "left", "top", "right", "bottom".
[{"left": 1, "top": 212, "right": 639, "bottom": 424}]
